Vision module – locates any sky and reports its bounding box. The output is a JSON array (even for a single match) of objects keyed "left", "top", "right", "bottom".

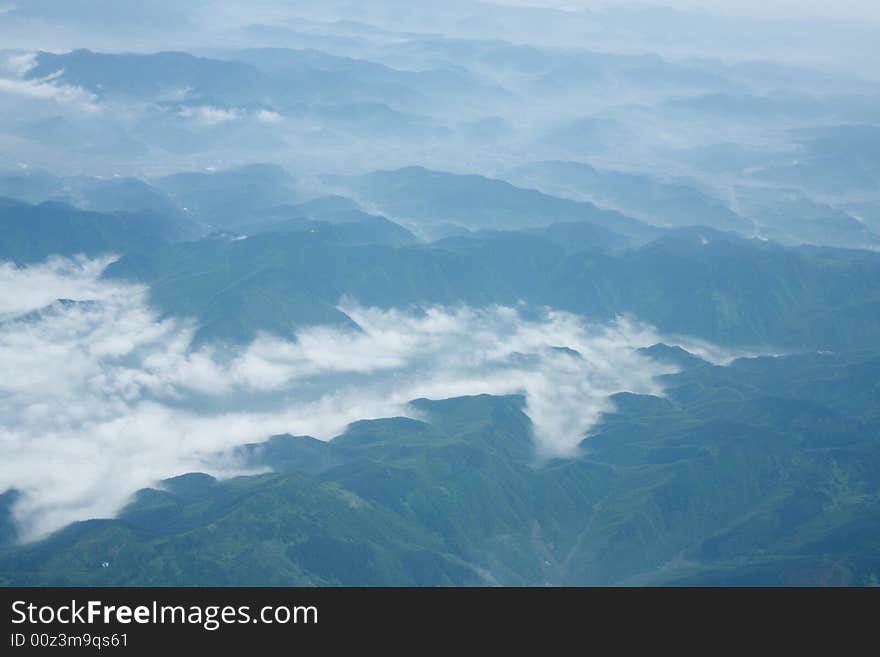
[{"left": 490, "top": 0, "right": 880, "bottom": 22}]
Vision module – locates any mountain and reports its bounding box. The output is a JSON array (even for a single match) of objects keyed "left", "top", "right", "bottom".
[
  {"left": 3, "top": 347, "right": 879, "bottom": 586},
  {"left": 23, "top": 47, "right": 504, "bottom": 122},
  {"left": 757, "top": 125, "right": 880, "bottom": 195},
  {"left": 0, "top": 169, "right": 65, "bottom": 205},
  {"left": 507, "top": 161, "right": 750, "bottom": 232},
  {"left": 327, "top": 166, "right": 659, "bottom": 246},
  {"left": 3, "top": 3, "right": 880, "bottom": 590},
  {"left": 637, "top": 343, "right": 709, "bottom": 369},
  {"left": 240, "top": 195, "right": 418, "bottom": 244},
  {"left": 0, "top": 197, "right": 193, "bottom": 264},
  {"left": 535, "top": 117, "right": 626, "bottom": 158},
  {"left": 104, "top": 229, "right": 564, "bottom": 344},
  {"left": 105, "top": 224, "right": 880, "bottom": 351},
  {"left": 553, "top": 227, "right": 880, "bottom": 350},
  {"left": 52, "top": 175, "right": 181, "bottom": 216},
  {"left": 153, "top": 164, "right": 299, "bottom": 229},
  {"left": 733, "top": 185, "right": 880, "bottom": 249},
  {"left": 28, "top": 49, "right": 266, "bottom": 103},
  {"left": 246, "top": 214, "right": 419, "bottom": 248},
  {"left": 217, "top": 47, "right": 508, "bottom": 114}
]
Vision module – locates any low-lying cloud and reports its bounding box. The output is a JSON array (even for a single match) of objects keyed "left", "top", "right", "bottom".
[
  {"left": 0, "top": 53, "right": 99, "bottom": 113},
  {"left": 0, "top": 257, "right": 731, "bottom": 541}
]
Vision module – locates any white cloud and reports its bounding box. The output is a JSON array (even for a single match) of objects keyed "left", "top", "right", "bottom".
[
  {"left": 0, "top": 255, "right": 120, "bottom": 318},
  {"left": 0, "top": 256, "right": 735, "bottom": 541},
  {"left": 178, "top": 105, "right": 240, "bottom": 125},
  {"left": 255, "top": 109, "right": 283, "bottom": 124},
  {"left": 0, "top": 52, "right": 37, "bottom": 78},
  {"left": 178, "top": 106, "right": 282, "bottom": 126},
  {"left": 0, "top": 54, "right": 99, "bottom": 113}
]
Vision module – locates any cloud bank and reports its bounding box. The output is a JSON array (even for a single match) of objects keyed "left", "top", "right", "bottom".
[
  {"left": 0, "top": 53, "right": 99, "bottom": 113},
  {"left": 0, "top": 257, "right": 728, "bottom": 541}
]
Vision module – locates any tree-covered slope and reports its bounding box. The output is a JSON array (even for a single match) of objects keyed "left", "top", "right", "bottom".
[
  {"left": 105, "top": 225, "right": 880, "bottom": 351},
  {"left": 554, "top": 228, "right": 880, "bottom": 349},
  {"left": 0, "top": 197, "right": 193, "bottom": 264},
  {"left": 3, "top": 349, "right": 879, "bottom": 586},
  {"left": 104, "top": 230, "right": 567, "bottom": 344}
]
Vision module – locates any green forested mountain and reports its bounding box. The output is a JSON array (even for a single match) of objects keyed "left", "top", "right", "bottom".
[
  {"left": 105, "top": 225, "right": 880, "bottom": 350},
  {"left": 553, "top": 228, "right": 880, "bottom": 349},
  {"left": 3, "top": 3, "right": 880, "bottom": 590},
  {"left": 104, "top": 229, "right": 567, "bottom": 344},
  {"left": 0, "top": 197, "right": 194, "bottom": 264},
  {"left": 3, "top": 348, "right": 878, "bottom": 586}
]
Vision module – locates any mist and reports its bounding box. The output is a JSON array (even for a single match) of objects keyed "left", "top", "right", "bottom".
[
  {"left": 0, "top": 256, "right": 738, "bottom": 541},
  {"left": 2, "top": 0, "right": 877, "bottom": 254},
  {"left": 1, "top": 1, "right": 878, "bottom": 590}
]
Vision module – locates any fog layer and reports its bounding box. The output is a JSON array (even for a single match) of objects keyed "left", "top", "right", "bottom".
[{"left": 0, "top": 256, "right": 733, "bottom": 540}]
